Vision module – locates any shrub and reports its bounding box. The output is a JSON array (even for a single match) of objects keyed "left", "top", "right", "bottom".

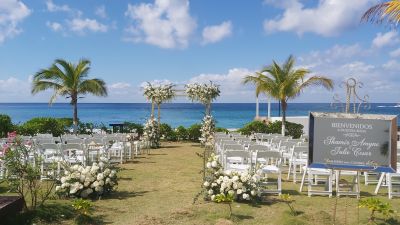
[
  {"left": 77, "top": 122, "right": 94, "bottom": 135},
  {"left": 175, "top": 126, "right": 188, "bottom": 141},
  {"left": 2, "top": 132, "right": 57, "bottom": 210},
  {"left": 159, "top": 123, "right": 177, "bottom": 141},
  {"left": 237, "top": 121, "right": 268, "bottom": 135},
  {"left": 123, "top": 122, "right": 144, "bottom": 136},
  {"left": 0, "top": 114, "right": 13, "bottom": 138},
  {"left": 187, "top": 124, "right": 201, "bottom": 142},
  {"left": 215, "top": 127, "right": 229, "bottom": 133},
  {"left": 238, "top": 120, "right": 303, "bottom": 138},
  {"left": 17, "top": 117, "right": 66, "bottom": 137}
]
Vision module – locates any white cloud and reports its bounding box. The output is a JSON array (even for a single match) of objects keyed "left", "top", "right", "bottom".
[
  {"left": 45, "top": 0, "right": 70, "bottom": 12},
  {"left": 0, "top": 0, "right": 31, "bottom": 43},
  {"left": 202, "top": 21, "right": 232, "bottom": 45},
  {"left": 124, "top": 0, "right": 196, "bottom": 49},
  {"left": 382, "top": 59, "right": 400, "bottom": 71},
  {"left": 95, "top": 5, "right": 107, "bottom": 18},
  {"left": 110, "top": 82, "right": 131, "bottom": 89},
  {"left": 263, "top": 0, "right": 376, "bottom": 36},
  {"left": 46, "top": 21, "right": 63, "bottom": 32},
  {"left": 68, "top": 18, "right": 108, "bottom": 34},
  {"left": 372, "top": 31, "right": 399, "bottom": 48},
  {"left": 390, "top": 47, "right": 400, "bottom": 57}
]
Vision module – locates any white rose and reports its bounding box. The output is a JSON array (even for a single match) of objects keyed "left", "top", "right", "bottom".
[
  {"left": 211, "top": 195, "right": 216, "bottom": 201},
  {"left": 228, "top": 190, "right": 235, "bottom": 196},
  {"left": 105, "top": 178, "right": 111, "bottom": 184},
  {"left": 55, "top": 186, "right": 61, "bottom": 192},
  {"left": 211, "top": 161, "right": 218, "bottom": 168},
  {"left": 203, "top": 181, "right": 210, "bottom": 187},
  {"left": 242, "top": 193, "right": 249, "bottom": 200},
  {"left": 97, "top": 173, "right": 104, "bottom": 181},
  {"left": 208, "top": 189, "right": 213, "bottom": 195},
  {"left": 99, "top": 162, "right": 104, "bottom": 168},
  {"left": 251, "top": 190, "right": 257, "bottom": 196},
  {"left": 232, "top": 176, "right": 239, "bottom": 182},
  {"left": 206, "top": 162, "right": 212, "bottom": 168},
  {"left": 61, "top": 177, "right": 67, "bottom": 183},
  {"left": 211, "top": 182, "right": 217, "bottom": 187},
  {"left": 237, "top": 189, "right": 243, "bottom": 195},
  {"left": 98, "top": 180, "right": 104, "bottom": 186}
]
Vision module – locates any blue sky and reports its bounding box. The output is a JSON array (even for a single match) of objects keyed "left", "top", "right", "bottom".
[{"left": 0, "top": 0, "right": 399, "bottom": 103}]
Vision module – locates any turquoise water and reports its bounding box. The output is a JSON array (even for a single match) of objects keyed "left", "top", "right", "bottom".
[{"left": 0, "top": 103, "right": 399, "bottom": 128}]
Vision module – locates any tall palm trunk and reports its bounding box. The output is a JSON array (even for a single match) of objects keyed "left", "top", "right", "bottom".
[
  {"left": 72, "top": 96, "right": 78, "bottom": 135},
  {"left": 281, "top": 100, "right": 287, "bottom": 136}
]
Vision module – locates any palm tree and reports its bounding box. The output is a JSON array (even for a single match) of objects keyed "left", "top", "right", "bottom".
[
  {"left": 362, "top": 0, "right": 400, "bottom": 26},
  {"left": 243, "top": 55, "right": 334, "bottom": 136},
  {"left": 31, "top": 59, "right": 107, "bottom": 134}
]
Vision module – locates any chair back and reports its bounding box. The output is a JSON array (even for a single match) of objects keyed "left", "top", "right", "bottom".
[
  {"left": 65, "top": 138, "right": 84, "bottom": 144},
  {"left": 248, "top": 144, "right": 270, "bottom": 152},
  {"left": 224, "top": 144, "right": 243, "bottom": 151}
]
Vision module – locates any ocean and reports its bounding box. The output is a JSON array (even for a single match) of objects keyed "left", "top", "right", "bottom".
[{"left": 0, "top": 103, "right": 399, "bottom": 129}]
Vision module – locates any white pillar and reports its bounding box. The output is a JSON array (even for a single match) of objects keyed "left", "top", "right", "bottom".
[
  {"left": 256, "top": 96, "right": 259, "bottom": 118},
  {"left": 268, "top": 96, "right": 271, "bottom": 119}
]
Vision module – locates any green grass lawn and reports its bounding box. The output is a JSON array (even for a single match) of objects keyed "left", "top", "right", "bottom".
[{"left": 2, "top": 142, "right": 400, "bottom": 225}]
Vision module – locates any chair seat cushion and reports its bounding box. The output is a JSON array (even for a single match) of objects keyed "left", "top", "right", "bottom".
[
  {"left": 227, "top": 157, "right": 243, "bottom": 163},
  {"left": 227, "top": 164, "right": 249, "bottom": 171},
  {"left": 262, "top": 165, "right": 280, "bottom": 173}
]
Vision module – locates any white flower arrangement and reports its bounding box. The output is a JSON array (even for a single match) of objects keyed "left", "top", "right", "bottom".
[
  {"left": 56, "top": 157, "right": 118, "bottom": 199},
  {"left": 185, "top": 82, "right": 220, "bottom": 106},
  {"left": 203, "top": 154, "right": 260, "bottom": 202},
  {"left": 200, "top": 115, "right": 215, "bottom": 147},
  {"left": 143, "top": 82, "right": 175, "bottom": 106},
  {"left": 143, "top": 117, "right": 160, "bottom": 148}
]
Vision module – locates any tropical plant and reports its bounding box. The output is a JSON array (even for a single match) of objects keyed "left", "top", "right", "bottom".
[
  {"left": 72, "top": 199, "right": 94, "bottom": 225},
  {"left": 243, "top": 55, "right": 333, "bottom": 135},
  {"left": 31, "top": 59, "right": 107, "bottom": 134},
  {"left": 359, "top": 198, "right": 395, "bottom": 223},
  {"left": 0, "top": 114, "right": 13, "bottom": 138},
  {"left": 175, "top": 126, "right": 188, "bottom": 141},
  {"left": 16, "top": 117, "right": 67, "bottom": 137},
  {"left": 362, "top": 0, "right": 400, "bottom": 26},
  {"left": 1, "top": 132, "right": 57, "bottom": 211},
  {"left": 280, "top": 194, "right": 297, "bottom": 216},
  {"left": 187, "top": 123, "right": 202, "bottom": 142}
]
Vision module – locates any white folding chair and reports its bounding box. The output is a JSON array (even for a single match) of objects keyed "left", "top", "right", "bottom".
[
  {"left": 287, "top": 146, "right": 308, "bottom": 182},
  {"left": 224, "top": 150, "right": 251, "bottom": 172},
  {"left": 39, "top": 143, "right": 62, "bottom": 180},
  {"left": 257, "top": 151, "right": 283, "bottom": 195},
  {"left": 299, "top": 166, "right": 333, "bottom": 197},
  {"left": 61, "top": 143, "right": 85, "bottom": 165}
]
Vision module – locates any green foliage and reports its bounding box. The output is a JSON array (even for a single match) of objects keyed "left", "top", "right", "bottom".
[
  {"left": 280, "top": 194, "right": 297, "bottom": 216},
  {"left": 187, "top": 124, "right": 202, "bottom": 142},
  {"left": 0, "top": 114, "right": 13, "bottom": 138},
  {"left": 214, "top": 193, "right": 234, "bottom": 219},
  {"left": 215, "top": 127, "right": 229, "bottom": 133},
  {"left": 2, "top": 133, "right": 57, "bottom": 210},
  {"left": 72, "top": 199, "right": 93, "bottom": 216},
  {"left": 123, "top": 122, "right": 144, "bottom": 136},
  {"left": 238, "top": 121, "right": 268, "bottom": 135},
  {"left": 160, "top": 123, "right": 177, "bottom": 141},
  {"left": 359, "top": 198, "right": 395, "bottom": 222},
  {"left": 17, "top": 117, "right": 67, "bottom": 137},
  {"left": 238, "top": 120, "right": 303, "bottom": 138},
  {"left": 175, "top": 126, "right": 188, "bottom": 141},
  {"left": 77, "top": 122, "right": 94, "bottom": 135}
]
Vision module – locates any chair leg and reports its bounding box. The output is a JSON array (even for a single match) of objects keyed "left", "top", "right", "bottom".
[
  {"left": 278, "top": 171, "right": 282, "bottom": 196},
  {"left": 375, "top": 173, "right": 386, "bottom": 195},
  {"left": 300, "top": 168, "right": 307, "bottom": 192},
  {"left": 388, "top": 174, "right": 392, "bottom": 199},
  {"left": 287, "top": 162, "right": 292, "bottom": 180}
]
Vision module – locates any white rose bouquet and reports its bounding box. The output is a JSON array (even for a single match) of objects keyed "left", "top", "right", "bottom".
[
  {"left": 203, "top": 154, "right": 260, "bottom": 202},
  {"left": 200, "top": 115, "right": 215, "bottom": 147},
  {"left": 56, "top": 156, "right": 118, "bottom": 199},
  {"left": 143, "top": 117, "right": 160, "bottom": 148}
]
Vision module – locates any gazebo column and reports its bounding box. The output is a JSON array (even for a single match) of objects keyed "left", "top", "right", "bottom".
[
  {"left": 255, "top": 96, "right": 259, "bottom": 118},
  {"left": 268, "top": 96, "right": 271, "bottom": 119}
]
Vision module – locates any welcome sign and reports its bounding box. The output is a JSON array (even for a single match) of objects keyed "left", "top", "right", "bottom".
[{"left": 309, "top": 112, "right": 397, "bottom": 172}]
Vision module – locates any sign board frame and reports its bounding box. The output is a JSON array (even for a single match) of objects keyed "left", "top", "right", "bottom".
[{"left": 309, "top": 112, "right": 397, "bottom": 172}]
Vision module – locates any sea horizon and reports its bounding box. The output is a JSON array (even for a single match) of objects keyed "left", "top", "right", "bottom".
[{"left": 1, "top": 102, "right": 399, "bottom": 129}]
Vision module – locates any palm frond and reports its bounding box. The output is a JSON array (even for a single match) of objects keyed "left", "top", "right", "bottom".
[
  {"left": 78, "top": 79, "right": 108, "bottom": 96},
  {"left": 362, "top": 1, "right": 400, "bottom": 26}
]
